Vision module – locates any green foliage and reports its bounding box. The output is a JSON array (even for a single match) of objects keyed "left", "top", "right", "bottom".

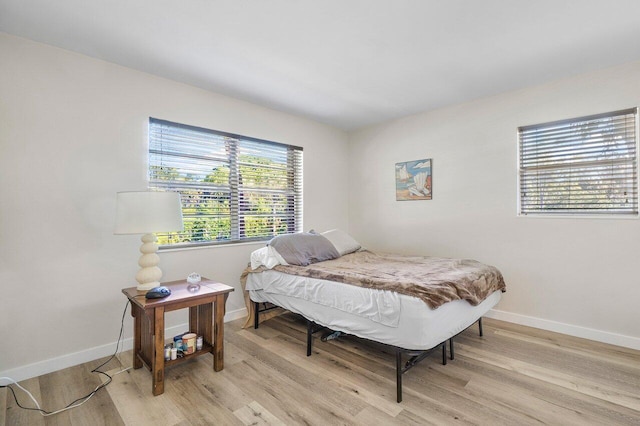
[{"left": 153, "top": 155, "right": 293, "bottom": 245}]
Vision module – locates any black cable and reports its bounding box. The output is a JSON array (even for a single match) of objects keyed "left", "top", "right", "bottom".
[{"left": 0, "top": 299, "right": 131, "bottom": 415}]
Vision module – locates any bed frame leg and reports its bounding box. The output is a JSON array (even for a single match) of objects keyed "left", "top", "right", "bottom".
[
  {"left": 449, "top": 338, "right": 454, "bottom": 360},
  {"left": 254, "top": 302, "right": 259, "bottom": 329},
  {"left": 478, "top": 317, "right": 483, "bottom": 337},
  {"left": 396, "top": 350, "right": 402, "bottom": 403},
  {"left": 307, "top": 320, "right": 313, "bottom": 356},
  {"left": 442, "top": 342, "right": 447, "bottom": 365}
]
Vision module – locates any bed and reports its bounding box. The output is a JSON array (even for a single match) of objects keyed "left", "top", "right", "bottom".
[{"left": 241, "top": 230, "right": 506, "bottom": 402}]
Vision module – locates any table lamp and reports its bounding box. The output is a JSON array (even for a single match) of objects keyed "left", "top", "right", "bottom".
[{"left": 115, "top": 191, "right": 183, "bottom": 292}]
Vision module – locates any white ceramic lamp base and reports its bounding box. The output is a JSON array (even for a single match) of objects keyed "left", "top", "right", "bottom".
[{"left": 135, "top": 233, "right": 163, "bottom": 292}]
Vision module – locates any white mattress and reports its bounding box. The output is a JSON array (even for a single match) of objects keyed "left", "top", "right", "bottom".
[{"left": 247, "top": 269, "right": 502, "bottom": 350}]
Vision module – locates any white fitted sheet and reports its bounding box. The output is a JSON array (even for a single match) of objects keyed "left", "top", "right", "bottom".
[{"left": 247, "top": 269, "right": 502, "bottom": 350}]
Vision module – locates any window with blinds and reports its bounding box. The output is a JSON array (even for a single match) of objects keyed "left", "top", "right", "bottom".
[
  {"left": 518, "top": 108, "right": 638, "bottom": 216},
  {"left": 149, "top": 118, "right": 303, "bottom": 247}
]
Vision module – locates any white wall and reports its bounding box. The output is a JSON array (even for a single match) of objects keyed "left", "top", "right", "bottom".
[
  {"left": 349, "top": 61, "right": 640, "bottom": 349},
  {"left": 0, "top": 33, "right": 349, "bottom": 379}
]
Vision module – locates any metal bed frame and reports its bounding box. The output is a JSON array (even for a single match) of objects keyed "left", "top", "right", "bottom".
[{"left": 253, "top": 301, "right": 483, "bottom": 402}]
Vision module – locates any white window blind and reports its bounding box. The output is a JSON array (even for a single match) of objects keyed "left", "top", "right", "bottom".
[
  {"left": 518, "top": 108, "right": 638, "bottom": 215},
  {"left": 149, "top": 118, "right": 303, "bottom": 247}
]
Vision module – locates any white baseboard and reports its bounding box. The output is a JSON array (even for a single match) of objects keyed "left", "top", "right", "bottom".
[
  {"left": 0, "top": 307, "right": 248, "bottom": 384},
  {"left": 486, "top": 308, "right": 640, "bottom": 351},
  {"left": 224, "top": 306, "right": 248, "bottom": 323}
]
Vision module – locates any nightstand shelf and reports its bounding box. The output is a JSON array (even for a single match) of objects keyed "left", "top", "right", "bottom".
[{"left": 164, "top": 342, "right": 214, "bottom": 368}]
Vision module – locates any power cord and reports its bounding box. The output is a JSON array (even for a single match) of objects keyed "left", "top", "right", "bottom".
[{"left": 0, "top": 299, "right": 132, "bottom": 416}]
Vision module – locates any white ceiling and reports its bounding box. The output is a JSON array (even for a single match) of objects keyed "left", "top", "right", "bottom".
[{"left": 2, "top": 0, "right": 640, "bottom": 130}]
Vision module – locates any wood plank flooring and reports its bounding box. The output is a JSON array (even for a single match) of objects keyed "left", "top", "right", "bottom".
[{"left": 3, "top": 315, "right": 640, "bottom": 425}]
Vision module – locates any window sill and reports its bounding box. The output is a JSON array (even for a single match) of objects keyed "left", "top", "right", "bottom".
[
  {"left": 517, "top": 213, "right": 639, "bottom": 220},
  {"left": 159, "top": 240, "right": 267, "bottom": 252}
]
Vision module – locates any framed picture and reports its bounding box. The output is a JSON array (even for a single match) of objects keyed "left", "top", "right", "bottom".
[{"left": 395, "top": 158, "right": 432, "bottom": 201}]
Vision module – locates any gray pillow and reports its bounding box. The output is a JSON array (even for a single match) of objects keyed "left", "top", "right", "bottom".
[{"left": 268, "top": 233, "right": 340, "bottom": 266}]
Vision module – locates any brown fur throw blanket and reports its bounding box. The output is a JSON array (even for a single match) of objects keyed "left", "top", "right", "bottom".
[{"left": 243, "top": 250, "right": 505, "bottom": 320}]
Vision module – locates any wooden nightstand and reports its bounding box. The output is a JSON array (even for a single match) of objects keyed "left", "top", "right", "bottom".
[{"left": 122, "top": 279, "right": 234, "bottom": 396}]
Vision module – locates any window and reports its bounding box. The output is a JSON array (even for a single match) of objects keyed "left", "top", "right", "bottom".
[
  {"left": 518, "top": 108, "right": 638, "bottom": 216},
  {"left": 149, "top": 118, "right": 303, "bottom": 247}
]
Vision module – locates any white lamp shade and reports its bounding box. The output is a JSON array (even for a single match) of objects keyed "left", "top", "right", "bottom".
[{"left": 114, "top": 191, "right": 183, "bottom": 234}]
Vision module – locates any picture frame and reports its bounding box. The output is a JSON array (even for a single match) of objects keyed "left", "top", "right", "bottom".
[{"left": 395, "top": 158, "right": 432, "bottom": 201}]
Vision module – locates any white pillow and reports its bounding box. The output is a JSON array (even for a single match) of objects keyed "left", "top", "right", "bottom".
[
  {"left": 250, "top": 246, "right": 289, "bottom": 270},
  {"left": 321, "top": 229, "right": 361, "bottom": 256}
]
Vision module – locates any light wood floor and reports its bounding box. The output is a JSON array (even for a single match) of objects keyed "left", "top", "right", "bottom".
[{"left": 2, "top": 315, "right": 639, "bottom": 425}]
